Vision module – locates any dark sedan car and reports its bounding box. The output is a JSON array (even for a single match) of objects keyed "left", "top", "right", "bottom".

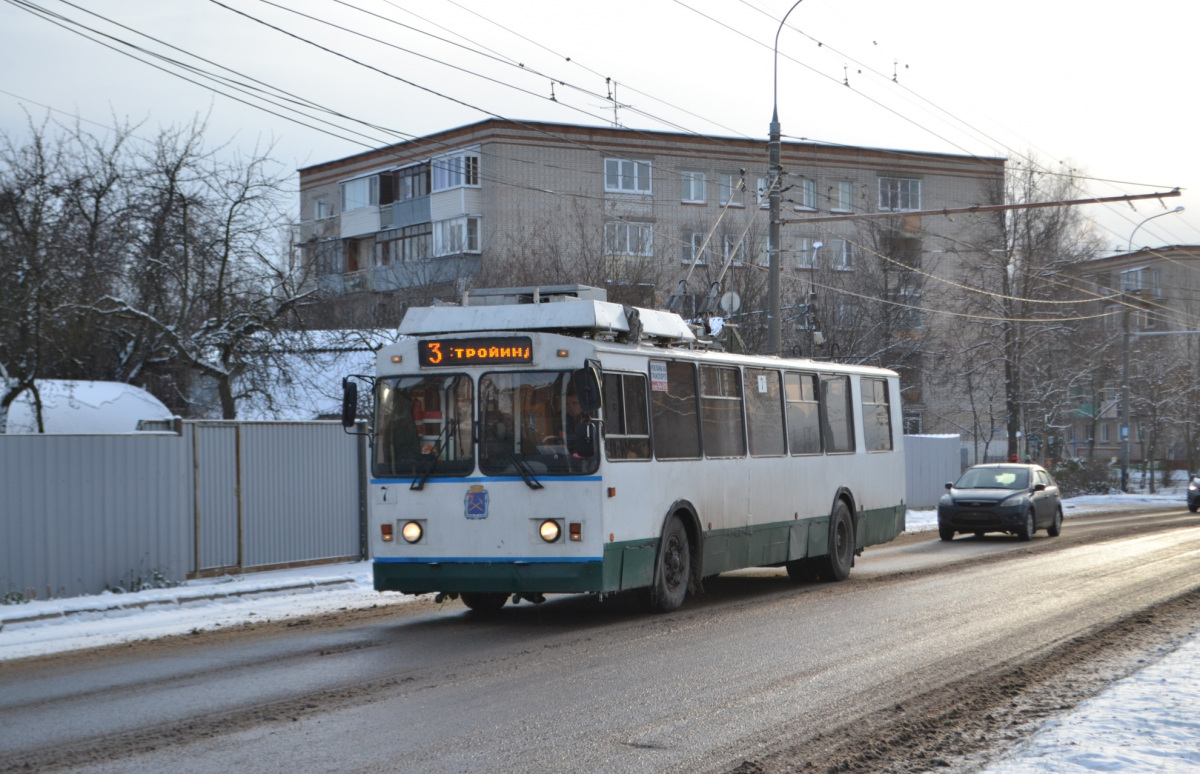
[
  {"left": 1188, "top": 475, "right": 1200, "bottom": 513},
  {"left": 937, "top": 463, "right": 1063, "bottom": 542}
]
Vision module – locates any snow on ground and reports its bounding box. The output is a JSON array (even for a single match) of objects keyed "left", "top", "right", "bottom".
[{"left": 1, "top": 489, "right": 1197, "bottom": 771}]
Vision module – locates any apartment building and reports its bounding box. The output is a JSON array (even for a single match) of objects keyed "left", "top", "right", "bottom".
[
  {"left": 1064, "top": 245, "right": 1200, "bottom": 469},
  {"left": 296, "top": 119, "right": 1006, "bottom": 432}
]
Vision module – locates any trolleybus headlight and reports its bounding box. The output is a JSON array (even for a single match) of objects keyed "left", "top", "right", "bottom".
[
  {"left": 401, "top": 521, "right": 424, "bottom": 544},
  {"left": 539, "top": 519, "right": 561, "bottom": 543}
]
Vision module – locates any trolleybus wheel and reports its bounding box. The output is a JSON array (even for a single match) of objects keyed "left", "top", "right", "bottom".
[
  {"left": 816, "top": 500, "right": 854, "bottom": 582},
  {"left": 461, "top": 592, "right": 507, "bottom": 614},
  {"left": 650, "top": 515, "right": 690, "bottom": 613}
]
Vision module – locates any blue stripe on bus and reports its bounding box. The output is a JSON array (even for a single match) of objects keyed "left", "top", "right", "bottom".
[
  {"left": 374, "top": 557, "right": 602, "bottom": 564},
  {"left": 370, "top": 476, "right": 602, "bottom": 485}
]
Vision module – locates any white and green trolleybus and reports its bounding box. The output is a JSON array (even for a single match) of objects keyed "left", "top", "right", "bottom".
[{"left": 343, "top": 285, "right": 906, "bottom": 613}]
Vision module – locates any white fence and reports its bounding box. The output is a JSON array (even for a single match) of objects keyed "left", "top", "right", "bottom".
[
  {"left": 905, "top": 434, "right": 963, "bottom": 508},
  {"left": 1, "top": 422, "right": 366, "bottom": 600}
]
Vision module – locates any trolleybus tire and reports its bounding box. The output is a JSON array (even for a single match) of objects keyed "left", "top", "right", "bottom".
[
  {"left": 649, "top": 515, "right": 690, "bottom": 613},
  {"left": 461, "top": 592, "right": 507, "bottom": 614},
  {"left": 816, "top": 500, "right": 854, "bottom": 582}
]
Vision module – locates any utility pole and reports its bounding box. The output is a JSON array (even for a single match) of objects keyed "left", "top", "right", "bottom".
[
  {"left": 767, "top": 0, "right": 806, "bottom": 357},
  {"left": 1121, "top": 306, "right": 1131, "bottom": 492}
]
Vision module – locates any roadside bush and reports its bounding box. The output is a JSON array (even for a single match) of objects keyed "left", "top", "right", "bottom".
[
  {"left": 104, "top": 569, "right": 182, "bottom": 594},
  {"left": 1052, "top": 458, "right": 1116, "bottom": 497}
]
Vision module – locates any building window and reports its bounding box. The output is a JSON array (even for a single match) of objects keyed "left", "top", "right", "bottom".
[
  {"left": 723, "top": 235, "right": 745, "bottom": 266},
  {"left": 1100, "top": 423, "right": 1110, "bottom": 443},
  {"left": 340, "top": 175, "right": 379, "bottom": 212},
  {"left": 605, "top": 158, "right": 651, "bottom": 193},
  {"left": 681, "top": 171, "right": 706, "bottom": 203},
  {"left": 795, "top": 178, "right": 816, "bottom": 211},
  {"left": 829, "top": 238, "right": 853, "bottom": 270},
  {"left": 879, "top": 177, "right": 921, "bottom": 212},
  {"left": 432, "top": 151, "right": 480, "bottom": 192},
  {"left": 682, "top": 231, "right": 708, "bottom": 265},
  {"left": 376, "top": 224, "right": 432, "bottom": 265},
  {"left": 795, "top": 236, "right": 818, "bottom": 269},
  {"left": 314, "top": 238, "right": 342, "bottom": 275},
  {"left": 397, "top": 164, "right": 430, "bottom": 200},
  {"left": 314, "top": 198, "right": 327, "bottom": 220},
  {"left": 605, "top": 220, "right": 653, "bottom": 257},
  {"left": 719, "top": 173, "right": 743, "bottom": 207},
  {"left": 433, "top": 216, "right": 481, "bottom": 256},
  {"left": 833, "top": 181, "right": 853, "bottom": 212},
  {"left": 757, "top": 176, "right": 778, "bottom": 208}
]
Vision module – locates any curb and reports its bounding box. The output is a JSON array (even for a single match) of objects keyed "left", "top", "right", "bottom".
[{"left": 0, "top": 577, "right": 358, "bottom": 630}]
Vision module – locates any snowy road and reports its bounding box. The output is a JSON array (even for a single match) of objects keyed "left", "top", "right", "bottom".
[{"left": 1, "top": 495, "right": 1199, "bottom": 773}]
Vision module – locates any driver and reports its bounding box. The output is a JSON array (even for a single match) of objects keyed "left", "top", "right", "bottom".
[{"left": 547, "top": 392, "right": 594, "bottom": 458}]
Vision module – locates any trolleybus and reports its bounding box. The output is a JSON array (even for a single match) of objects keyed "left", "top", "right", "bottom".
[{"left": 342, "top": 285, "right": 906, "bottom": 613}]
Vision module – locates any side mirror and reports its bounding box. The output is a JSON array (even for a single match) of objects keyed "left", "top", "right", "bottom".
[
  {"left": 1033, "top": 483, "right": 1046, "bottom": 492},
  {"left": 341, "top": 379, "right": 358, "bottom": 429},
  {"left": 572, "top": 367, "right": 602, "bottom": 415},
  {"left": 945, "top": 482, "right": 953, "bottom": 490}
]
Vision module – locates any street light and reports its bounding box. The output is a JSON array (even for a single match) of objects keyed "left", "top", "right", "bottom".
[
  {"left": 1120, "top": 205, "right": 1186, "bottom": 491},
  {"left": 767, "top": 0, "right": 807, "bottom": 356}
]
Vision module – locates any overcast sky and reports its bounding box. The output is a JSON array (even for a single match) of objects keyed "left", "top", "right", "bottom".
[{"left": 2, "top": 0, "right": 1197, "bottom": 251}]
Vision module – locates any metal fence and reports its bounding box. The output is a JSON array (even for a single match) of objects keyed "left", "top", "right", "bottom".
[
  {"left": 905, "top": 434, "right": 963, "bottom": 508},
  {"left": 1, "top": 422, "right": 366, "bottom": 600}
]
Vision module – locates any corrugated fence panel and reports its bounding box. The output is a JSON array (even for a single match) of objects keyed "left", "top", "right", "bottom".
[
  {"left": 905, "top": 435, "right": 963, "bottom": 508},
  {"left": 193, "top": 424, "right": 241, "bottom": 571},
  {"left": 0, "top": 434, "right": 192, "bottom": 599},
  {"left": 239, "top": 422, "right": 361, "bottom": 568}
]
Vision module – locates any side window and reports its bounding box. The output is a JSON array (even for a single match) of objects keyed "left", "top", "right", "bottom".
[
  {"left": 602, "top": 372, "right": 650, "bottom": 460},
  {"left": 861, "top": 377, "right": 893, "bottom": 452},
  {"left": 784, "top": 372, "right": 822, "bottom": 455},
  {"left": 744, "top": 368, "right": 785, "bottom": 456},
  {"left": 700, "top": 366, "right": 746, "bottom": 458},
  {"left": 821, "top": 375, "right": 856, "bottom": 453},
  {"left": 650, "top": 360, "right": 701, "bottom": 459}
]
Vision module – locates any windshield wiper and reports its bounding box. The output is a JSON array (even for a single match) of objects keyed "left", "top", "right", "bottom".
[
  {"left": 411, "top": 420, "right": 456, "bottom": 491},
  {"left": 506, "top": 450, "right": 544, "bottom": 490}
]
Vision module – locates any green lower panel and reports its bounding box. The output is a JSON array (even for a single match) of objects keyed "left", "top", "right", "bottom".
[
  {"left": 856, "top": 504, "right": 907, "bottom": 549},
  {"left": 374, "top": 504, "right": 905, "bottom": 596},
  {"left": 374, "top": 560, "right": 605, "bottom": 594}
]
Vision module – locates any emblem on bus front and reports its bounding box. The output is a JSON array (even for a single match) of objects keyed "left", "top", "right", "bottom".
[{"left": 465, "top": 485, "right": 489, "bottom": 519}]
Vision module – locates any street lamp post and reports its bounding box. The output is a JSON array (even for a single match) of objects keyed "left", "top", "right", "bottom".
[
  {"left": 1120, "top": 206, "right": 1185, "bottom": 491},
  {"left": 767, "top": 0, "right": 806, "bottom": 356}
]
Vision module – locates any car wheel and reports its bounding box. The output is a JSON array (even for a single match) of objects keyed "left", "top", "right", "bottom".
[
  {"left": 938, "top": 525, "right": 955, "bottom": 542},
  {"left": 649, "top": 515, "right": 690, "bottom": 612},
  {"left": 816, "top": 500, "right": 855, "bottom": 582},
  {"left": 1190, "top": 501, "right": 1199, "bottom": 514},
  {"left": 460, "top": 592, "right": 507, "bottom": 614},
  {"left": 1047, "top": 507, "right": 1063, "bottom": 537},
  {"left": 1017, "top": 508, "right": 1035, "bottom": 541}
]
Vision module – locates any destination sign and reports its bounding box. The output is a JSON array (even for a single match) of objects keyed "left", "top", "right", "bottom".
[{"left": 417, "top": 336, "right": 534, "bottom": 367}]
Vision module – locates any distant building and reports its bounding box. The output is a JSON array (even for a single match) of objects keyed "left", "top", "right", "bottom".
[
  {"left": 296, "top": 118, "right": 1006, "bottom": 434},
  {"left": 1067, "top": 245, "right": 1200, "bottom": 470}
]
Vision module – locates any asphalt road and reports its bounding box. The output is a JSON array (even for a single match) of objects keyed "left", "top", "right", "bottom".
[{"left": 2, "top": 508, "right": 1199, "bottom": 773}]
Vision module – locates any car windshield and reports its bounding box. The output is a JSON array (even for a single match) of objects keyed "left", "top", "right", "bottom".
[
  {"left": 479, "top": 370, "right": 599, "bottom": 476},
  {"left": 955, "top": 467, "right": 1029, "bottom": 490}
]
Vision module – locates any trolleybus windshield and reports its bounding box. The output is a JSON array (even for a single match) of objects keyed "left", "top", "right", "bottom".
[
  {"left": 479, "top": 370, "right": 599, "bottom": 476},
  {"left": 373, "top": 375, "right": 473, "bottom": 478}
]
